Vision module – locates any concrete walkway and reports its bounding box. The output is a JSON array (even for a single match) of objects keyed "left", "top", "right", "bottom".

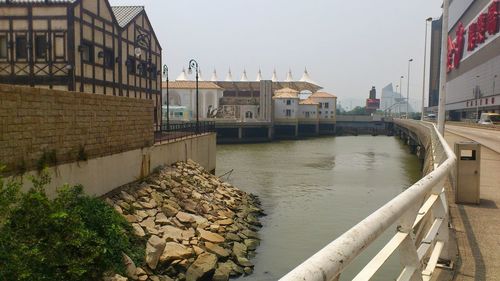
[{"left": 444, "top": 127, "right": 500, "bottom": 281}]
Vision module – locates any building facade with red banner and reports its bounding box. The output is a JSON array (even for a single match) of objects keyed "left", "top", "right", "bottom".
[{"left": 442, "top": 0, "right": 500, "bottom": 120}]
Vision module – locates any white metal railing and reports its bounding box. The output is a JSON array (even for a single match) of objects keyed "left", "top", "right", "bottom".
[{"left": 280, "top": 120, "right": 456, "bottom": 281}]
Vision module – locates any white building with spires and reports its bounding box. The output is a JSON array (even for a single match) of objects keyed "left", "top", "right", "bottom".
[{"left": 163, "top": 67, "right": 336, "bottom": 135}]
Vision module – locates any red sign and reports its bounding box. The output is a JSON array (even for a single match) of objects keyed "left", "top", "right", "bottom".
[
  {"left": 366, "top": 99, "right": 380, "bottom": 110},
  {"left": 448, "top": 0, "right": 499, "bottom": 72}
]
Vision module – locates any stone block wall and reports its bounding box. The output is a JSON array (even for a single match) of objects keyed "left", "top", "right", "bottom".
[{"left": 0, "top": 84, "right": 154, "bottom": 174}]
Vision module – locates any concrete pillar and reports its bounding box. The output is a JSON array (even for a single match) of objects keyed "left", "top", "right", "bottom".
[
  {"left": 238, "top": 127, "right": 243, "bottom": 139},
  {"left": 294, "top": 124, "right": 299, "bottom": 137},
  {"left": 315, "top": 123, "right": 320, "bottom": 135},
  {"left": 267, "top": 127, "right": 273, "bottom": 140}
]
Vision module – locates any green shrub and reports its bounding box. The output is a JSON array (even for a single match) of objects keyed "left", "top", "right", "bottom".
[
  {"left": 0, "top": 171, "right": 143, "bottom": 281},
  {"left": 0, "top": 165, "right": 21, "bottom": 225}
]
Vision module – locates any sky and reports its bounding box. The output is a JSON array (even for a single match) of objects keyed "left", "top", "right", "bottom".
[{"left": 109, "top": 0, "right": 443, "bottom": 110}]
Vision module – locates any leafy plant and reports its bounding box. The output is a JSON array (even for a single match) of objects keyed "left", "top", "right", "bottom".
[
  {"left": 0, "top": 172, "right": 143, "bottom": 281},
  {"left": 36, "top": 150, "right": 57, "bottom": 172},
  {"left": 77, "top": 145, "right": 88, "bottom": 162},
  {"left": 0, "top": 165, "right": 21, "bottom": 225}
]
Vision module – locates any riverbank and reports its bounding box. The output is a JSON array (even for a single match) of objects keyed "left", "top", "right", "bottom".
[{"left": 105, "top": 160, "right": 263, "bottom": 281}]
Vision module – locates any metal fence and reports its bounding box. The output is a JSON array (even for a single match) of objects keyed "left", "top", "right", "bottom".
[
  {"left": 280, "top": 120, "right": 456, "bottom": 281},
  {"left": 154, "top": 121, "right": 216, "bottom": 143}
]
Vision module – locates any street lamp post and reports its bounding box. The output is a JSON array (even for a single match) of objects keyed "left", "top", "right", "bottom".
[
  {"left": 163, "top": 65, "right": 169, "bottom": 131},
  {"left": 188, "top": 59, "right": 199, "bottom": 133},
  {"left": 407, "top": 58, "right": 413, "bottom": 119},
  {"left": 400, "top": 75, "right": 404, "bottom": 117},
  {"left": 475, "top": 75, "right": 480, "bottom": 121},
  {"left": 421, "top": 17, "right": 433, "bottom": 121}
]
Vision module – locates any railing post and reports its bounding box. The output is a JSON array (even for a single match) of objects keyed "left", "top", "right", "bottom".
[{"left": 397, "top": 203, "right": 424, "bottom": 281}]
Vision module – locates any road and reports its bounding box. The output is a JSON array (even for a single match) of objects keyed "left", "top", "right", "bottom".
[{"left": 445, "top": 124, "right": 500, "bottom": 153}]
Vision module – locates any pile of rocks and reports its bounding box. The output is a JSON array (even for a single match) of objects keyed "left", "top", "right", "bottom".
[{"left": 105, "top": 160, "right": 263, "bottom": 281}]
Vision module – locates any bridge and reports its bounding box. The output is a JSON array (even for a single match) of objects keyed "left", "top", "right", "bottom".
[{"left": 280, "top": 120, "right": 500, "bottom": 281}]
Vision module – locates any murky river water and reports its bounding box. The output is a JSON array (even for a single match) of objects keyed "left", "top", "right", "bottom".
[{"left": 216, "top": 136, "right": 421, "bottom": 281}]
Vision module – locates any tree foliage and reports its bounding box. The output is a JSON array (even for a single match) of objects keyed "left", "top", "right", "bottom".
[{"left": 0, "top": 171, "right": 143, "bottom": 281}]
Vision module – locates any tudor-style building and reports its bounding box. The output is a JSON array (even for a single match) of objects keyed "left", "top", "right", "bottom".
[{"left": 0, "top": 0, "right": 162, "bottom": 125}]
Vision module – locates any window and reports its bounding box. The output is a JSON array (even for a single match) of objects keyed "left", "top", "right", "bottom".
[
  {"left": 305, "top": 112, "right": 310, "bottom": 118},
  {"left": 15, "top": 35, "right": 28, "bottom": 59},
  {"left": 286, "top": 99, "right": 291, "bottom": 105},
  {"left": 126, "top": 56, "right": 136, "bottom": 74},
  {"left": 286, "top": 109, "right": 292, "bottom": 116},
  {"left": 319, "top": 111, "right": 322, "bottom": 114},
  {"left": 319, "top": 102, "right": 323, "bottom": 108},
  {"left": 485, "top": 98, "right": 489, "bottom": 105},
  {"left": 138, "top": 62, "right": 148, "bottom": 77},
  {"left": 324, "top": 102, "right": 329, "bottom": 108},
  {"left": 245, "top": 111, "right": 253, "bottom": 118},
  {"left": 81, "top": 41, "right": 93, "bottom": 63},
  {"left": 0, "top": 35, "right": 7, "bottom": 59},
  {"left": 35, "top": 34, "right": 47, "bottom": 60},
  {"left": 103, "top": 48, "right": 114, "bottom": 69},
  {"left": 492, "top": 97, "right": 495, "bottom": 104}
]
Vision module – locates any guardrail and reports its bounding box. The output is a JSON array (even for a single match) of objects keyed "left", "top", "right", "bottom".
[
  {"left": 280, "top": 120, "right": 456, "bottom": 281},
  {"left": 154, "top": 121, "right": 216, "bottom": 143}
]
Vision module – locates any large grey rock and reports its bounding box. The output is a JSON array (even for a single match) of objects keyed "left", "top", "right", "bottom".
[
  {"left": 123, "top": 253, "right": 138, "bottom": 280},
  {"left": 232, "top": 242, "right": 247, "bottom": 258},
  {"left": 131, "top": 223, "right": 145, "bottom": 237},
  {"left": 185, "top": 252, "right": 218, "bottom": 281},
  {"left": 176, "top": 211, "right": 195, "bottom": 223},
  {"left": 160, "top": 242, "right": 193, "bottom": 263},
  {"left": 146, "top": 235, "right": 166, "bottom": 270},
  {"left": 244, "top": 239, "right": 260, "bottom": 251},
  {"left": 198, "top": 229, "right": 225, "bottom": 243},
  {"left": 162, "top": 204, "right": 179, "bottom": 217},
  {"left": 204, "top": 242, "right": 230, "bottom": 258}
]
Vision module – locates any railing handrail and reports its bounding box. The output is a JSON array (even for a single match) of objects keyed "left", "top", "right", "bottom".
[{"left": 280, "top": 120, "right": 456, "bottom": 281}]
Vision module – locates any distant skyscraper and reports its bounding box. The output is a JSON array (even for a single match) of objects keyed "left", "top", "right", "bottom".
[{"left": 428, "top": 17, "right": 442, "bottom": 108}]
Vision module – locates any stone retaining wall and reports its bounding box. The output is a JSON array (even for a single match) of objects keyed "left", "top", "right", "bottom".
[{"left": 0, "top": 84, "right": 153, "bottom": 174}]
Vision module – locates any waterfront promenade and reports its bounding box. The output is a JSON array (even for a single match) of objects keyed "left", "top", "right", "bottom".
[{"left": 444, "top": 125, "right": 500, "bottom": 281}]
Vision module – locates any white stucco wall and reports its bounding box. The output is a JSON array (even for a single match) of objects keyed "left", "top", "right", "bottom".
[
  {"left": 298, "top": 104, "right": 319, "bottom": 120},
  {"left": 162, "top": 88, "right": 223, "bottom": 119},
  {"left": 310, "top": 97, "right": 337, "bottom": 121},
  {"left": 15, "top": 134, "right": 217, "bottom": 198},
  {"left": 274, "top": 98, "right": 299, "bottom": 120}
]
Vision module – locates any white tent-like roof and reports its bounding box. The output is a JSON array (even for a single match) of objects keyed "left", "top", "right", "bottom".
[
  {"left": 285, "top": 69, "right": 294, "bottom": 82},
  {"left": 271, "top": 69, "right": 277, "bottom": 82},
  {"left": 210, "top": 69, "right": 218, "bottom": 81},
  {"left": 299, "top": 67, "right": 317, "bottom": 85},
  {"left": 225, "top": 68, "right": 233, "bottom": 82},
  {"left": 256, "top": 69, "right": 262, "bottom": 81},
  {"left": 240, "top": 69, "right": 249, "bottom": 82},
  {"left": 176, "top": 68, "right": 188, "bottom": 81}
]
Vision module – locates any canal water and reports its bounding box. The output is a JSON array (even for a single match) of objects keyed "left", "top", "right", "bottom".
[{"left": 216, "top": 135, "right": 421, "bottom": 281}]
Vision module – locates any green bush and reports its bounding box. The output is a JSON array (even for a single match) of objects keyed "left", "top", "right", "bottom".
[{"left": 0, "top": 171, "right": 144, "bottom": 281}]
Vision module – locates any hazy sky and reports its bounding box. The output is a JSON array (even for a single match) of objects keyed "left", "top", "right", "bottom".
[{"left": 109, "top": 0, "right": 442, "bottom": 109}]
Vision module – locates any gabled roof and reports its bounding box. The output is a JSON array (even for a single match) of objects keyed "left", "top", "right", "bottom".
[
  {"left": 162, "top": 81, "right": 223, "bottom": 90},
  {"left": 0, "top": 0, "right": 77, "bottom": 4},
  {"left": 273, "top": 87, "right": 299, "bottom": 99},
  {"left": 299, "top": 98, "right": 319, "bottom": 105},
  {"left": 310, "top": 91, "right": 337, "bottom": 98},
  {"left": 111, "top": 6, "right": 144, "bottom": 28}
]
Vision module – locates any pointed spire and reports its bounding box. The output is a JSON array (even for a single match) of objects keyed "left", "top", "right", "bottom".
[
  {"left": 285, "top": 68, "right": 293, "bottom": 82},
  {"left": 176, "top": 68, "right": 188, "bottom": 81},
  {"left": 210, "top": 69, "right": 218, "bottom": 81},
  {"left": 256, "top": 68, "right": 262, "bottom": 81},
  {"left": 299, "top": 67, "right": 317, "bottom": 85},
  {"left": 240, "top": 69, "right": 249, "bottom": 82},
  {"left": 271, "top": 68, "right": 277, "bottom": 82},
  {"left": 225, "top": 67, "right": 233, "bottom": 81}
]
